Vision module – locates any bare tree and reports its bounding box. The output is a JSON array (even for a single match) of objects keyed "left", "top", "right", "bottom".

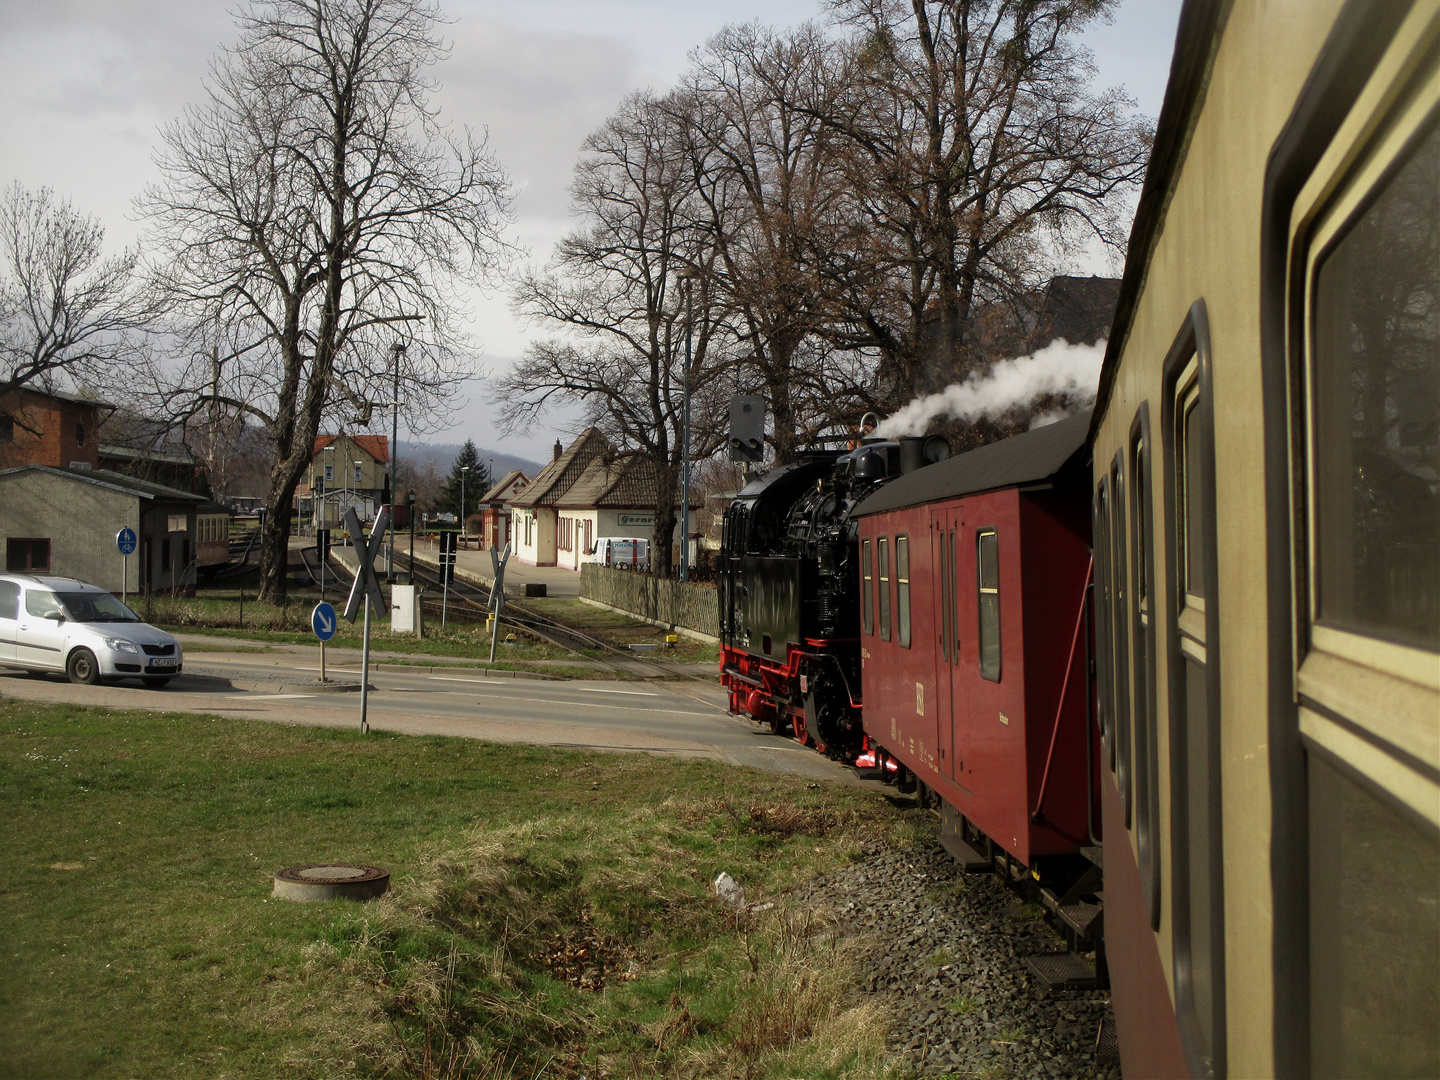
[
  {"left": 0, "top": 184, "right": 155, "bottom": 418},
  {"left": 140, "top": 0, "right": 512, "bottom": 603},
  {"left": 499, "top": 91, "right": 729, "bottom": 578},
  {"left": 681, "top": 23, "right": 859, "bottom": 463},
  {"left": 820, "top": 0, "right": 1151, "bottom": 406}
]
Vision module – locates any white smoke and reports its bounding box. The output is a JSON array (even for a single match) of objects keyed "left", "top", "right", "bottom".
[{"left": 872, "top": 338, "right": 1107, "bottom": 438}]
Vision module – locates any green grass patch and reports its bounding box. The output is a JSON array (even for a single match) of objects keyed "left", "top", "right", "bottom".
[
  {"left": 525, "top": 597, "right": 720, "bottom": 665},
  {"left": 0, "top": 700, "right": 910, "bottom": 1078}
]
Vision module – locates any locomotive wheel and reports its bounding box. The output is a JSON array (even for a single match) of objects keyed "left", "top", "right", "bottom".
[{"left": 769, "top": 712, "right": 785, "bottom": 735}]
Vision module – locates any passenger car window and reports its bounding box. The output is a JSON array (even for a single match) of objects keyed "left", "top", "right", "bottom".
[
  {"left": 24, "top": 590, "right": 63, "bottom": 619},
  {"left": 0, "top": 580, "right": 18, "bottom": 620},
  {"left": 861, "top": 539, "right": 873, "bottom": 636}
]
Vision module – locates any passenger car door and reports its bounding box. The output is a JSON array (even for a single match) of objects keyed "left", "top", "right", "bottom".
[{"left": 16, "top": 589, "right": 67, "bottom": 670}]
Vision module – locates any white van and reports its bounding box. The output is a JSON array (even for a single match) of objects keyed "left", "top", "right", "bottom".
[{"left": 592, "top": 537, "right": 651, "bottom": 571}]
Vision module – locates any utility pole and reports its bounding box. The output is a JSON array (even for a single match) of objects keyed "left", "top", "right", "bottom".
[
  {"left": 461, "top": 465, "right": 470, "bottom": 537},
  {"left": 679, "top": 272, "right": 695, "bottom": 582}
]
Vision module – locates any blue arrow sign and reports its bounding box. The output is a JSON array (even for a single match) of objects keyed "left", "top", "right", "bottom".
[
  {"left": 311, "top": 601, "right": 338, "bottom": 641},
  {"left": 116, "top": 527, "right": 137, "bottom": 556}
]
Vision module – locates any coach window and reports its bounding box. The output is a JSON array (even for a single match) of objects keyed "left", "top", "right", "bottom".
[
  {"left": 896, "top": 535, "right": 911, "bottom": 648},
  {"left": 1130, "top": 409, "right": 1161, "bottom": 929},
  {"left": 1163, "top": 307, "right": 1225, "bottom": 1079},
  {"left": 1292, "top": 35, "right": 1439, "bottom": 1077},
  {"left": 977, "top": 529, "right": 1000, "bottom": 681},
  {"left": 1110, "top": 455, "right": 1132, "bottom": 827},
  {"left": 861, "top": 539, "right": 874, "bottom": 636},
  {"left": 877, "top": 537, "right": 892, "bottom": 641}
]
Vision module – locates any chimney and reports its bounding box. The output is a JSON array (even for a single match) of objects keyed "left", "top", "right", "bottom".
[{"left": 553, "top": 439, "right": 563, "bottom": 462}]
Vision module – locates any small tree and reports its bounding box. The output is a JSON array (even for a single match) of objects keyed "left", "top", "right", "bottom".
[
  {"left": 433, "top": 439, "right": 487, "bottom": 520},
  {"left": 0, "top": 184, "right": 155, "bottom": 415}
]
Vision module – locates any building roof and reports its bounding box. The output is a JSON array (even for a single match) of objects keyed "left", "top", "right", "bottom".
[
  {"left": 98, "top": 443, "right": 196, "bottom": 468},
  {"left": 312, "top": 433, "right": 389, "bottom": 464},
  {"left": 554, "top": 452, "right": 652, "bottom": 510},
  {"left": 479, "top": 469, "right": 529, "bottom": 504},
  {"left": 509, "top": 428, "right": 608, "bottom": 508},
  {"left": 1, "top": 385, "right": 112, "bottom": 410},
  {"left": 0, "top": 464, "right": 207, "bottom": 503},
  {"left": 855, "top": 410, "right": 1092, "bottom": 517}
]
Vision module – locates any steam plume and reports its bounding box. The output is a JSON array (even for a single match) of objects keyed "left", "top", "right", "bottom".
[{"left": 873, "top": 338, "right": 1106, "bottom": 438}]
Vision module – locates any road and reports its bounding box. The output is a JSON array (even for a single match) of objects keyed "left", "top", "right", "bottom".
[{"left": 0, "top": 642, "right": 854, "bottom": 784}]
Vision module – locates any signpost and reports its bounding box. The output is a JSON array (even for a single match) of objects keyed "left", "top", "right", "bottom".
[
  {"left": 116, "top": 527, "right": 137, "bottom": 607},
  {"left": 311, "top": 600, "right": 337, "bottom": 681},
  {"left": 488, "top": 542, "right": 511, "bottom": 663},
  {"left": 439, "top": 530, "right": 458, "bottom": 626},
  {"left": 342, "top": 507, "right": 390, "bottom": 735}
]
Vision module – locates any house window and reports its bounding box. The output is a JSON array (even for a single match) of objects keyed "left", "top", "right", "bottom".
[
  {"left": 860, "top": 539, "right": 873, "bottom": 635},
  {"left": 558, "top": 517, "right": 573, "bottom": 552},
  {"left": 896, "top": 535, "right": 911, "bottom": 648},
  {"left": 877, "top": 536, "right": 891, "bottom": 641},
  {"left": 324, "top": 464, "right": 334, "bottom": 483},
  {"left": 74, "top": 422, "right": 86, "bottom": 446},
  {"left": 5, "top": 538, "right": 50, "bottom": 573},
  {"left": 976, "top": 529, "right": 1000, "bottom": 681},
  {"left": 353, "top": 463, "right": 363, "bottom": 486},
  {"left": 0, "top": 415, "right": 12, "bottom": 442}
]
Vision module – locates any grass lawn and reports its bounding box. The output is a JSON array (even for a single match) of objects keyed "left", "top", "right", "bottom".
[{"left": 0, "top": 700, "right": 917, "bottom": 1079}]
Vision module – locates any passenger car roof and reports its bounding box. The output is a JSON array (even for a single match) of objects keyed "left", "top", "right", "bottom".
[{"left": 854, "top": 410, "right": 1092, "bottom": 517}]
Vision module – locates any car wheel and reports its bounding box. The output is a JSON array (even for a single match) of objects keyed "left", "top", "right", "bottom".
[
  {"left": 142, "top": 676, "right": 172, "bottom": 689},
  {"left": 66, "top": 648, "right": 101, "bottom": 685}
]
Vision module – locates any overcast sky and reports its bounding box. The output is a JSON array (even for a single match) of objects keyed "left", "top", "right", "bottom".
[{"left": 0, "top": 0, "right": 1183, "bottom": 462}]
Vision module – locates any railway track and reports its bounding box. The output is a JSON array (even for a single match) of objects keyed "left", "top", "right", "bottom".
[{"left": 297, "top": 543, "right": 710, "bottom": 684}]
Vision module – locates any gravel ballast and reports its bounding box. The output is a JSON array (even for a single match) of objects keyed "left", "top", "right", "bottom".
[{"left": 792, "top": 817, "right": 1121, "bottom": 1079}]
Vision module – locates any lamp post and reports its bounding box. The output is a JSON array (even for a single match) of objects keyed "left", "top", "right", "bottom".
[
  {"left": 679, "top": 271, "right": 696, "bottom": 582},
  {"left": 460, "top": 465, "right": 470, "bottom": 537},
  {"left": 388, "top": 342, "right": 404, "bottom": 584},
  {"left": 323, "top": 445, "right": 335, "bottom": 530}
]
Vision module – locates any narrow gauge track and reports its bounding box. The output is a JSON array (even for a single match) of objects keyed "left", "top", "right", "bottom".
[{"left": 296, "top": 543, "right": 709, "bottom": 684}]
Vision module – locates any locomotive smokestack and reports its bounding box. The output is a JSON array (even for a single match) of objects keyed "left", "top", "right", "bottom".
[{"left": 898, "top": 437, "right": 925, "bottom": 475}]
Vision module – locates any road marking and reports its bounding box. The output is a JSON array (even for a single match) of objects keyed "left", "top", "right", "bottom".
[
  {"left": 228, "top": 693, "right": 317, "bottom": 700},
  {"left": 576, "top": 687, "right": 660, "bottom": 697},
  {"left": 428, "top": 675, "right": 511, "bottom": 686}
]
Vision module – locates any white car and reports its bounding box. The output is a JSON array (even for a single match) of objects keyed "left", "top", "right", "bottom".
[{"left": 0, "top": 574, "right": 184, "bottom": 687}]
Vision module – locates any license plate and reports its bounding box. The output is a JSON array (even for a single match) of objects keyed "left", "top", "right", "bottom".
[{"left": 148, "top": 657, "right": 179, "bottom": 668}]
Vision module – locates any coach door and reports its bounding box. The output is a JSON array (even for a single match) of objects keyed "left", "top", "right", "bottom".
[{"left": 931, "top": 506, "right": 967, "bottom": 786}]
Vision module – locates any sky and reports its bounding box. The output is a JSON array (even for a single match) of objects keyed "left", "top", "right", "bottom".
[{"left": 0, "top": 0, "right": 1184, "bottom": 463}]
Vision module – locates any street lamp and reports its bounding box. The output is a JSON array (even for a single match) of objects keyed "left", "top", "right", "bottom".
[{"left": 460, "top": 465, "right": 470, "bottom": 537}]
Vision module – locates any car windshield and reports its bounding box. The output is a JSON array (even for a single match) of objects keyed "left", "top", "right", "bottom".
[{"left": 57, "top": 592, "right": 140, "bottom": 623}]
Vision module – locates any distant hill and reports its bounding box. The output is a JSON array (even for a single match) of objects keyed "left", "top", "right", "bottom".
[{"left": 397, "top": 442, "right": 544, "bottom": 485}]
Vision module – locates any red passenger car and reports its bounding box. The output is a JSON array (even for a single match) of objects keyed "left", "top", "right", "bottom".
[{"left": 853, "top": 412, "right": 1099, "bottom": 874}]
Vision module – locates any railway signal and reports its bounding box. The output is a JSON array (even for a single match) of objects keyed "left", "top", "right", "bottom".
[
  {"left": 342, "top": 506, "right": 389, "bottom": 735},
  {"left": 439, "top": 529, "right": 457, "bottom": 625}
]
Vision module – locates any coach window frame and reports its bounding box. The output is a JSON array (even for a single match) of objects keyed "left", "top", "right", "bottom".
[
  {"left": 1129, "top": 404, "right": 1162, "bottom": 929},
  {"left": 976, "top": 528, "right": 1001, "bottom": 682},
  {"left": 1284, "top": 13, "right": 1440, "bottom": 1077},
  {"left": 1161, "top": 302, "right": 1227, "bottom": 1079},
  {"left": 896, "top": 535, "right": 911, "bottom": 648},
  {"left": 1110, "top": 453, "right": 1133, "bottom": 828},
  {"left": 877, "top": 536, "right": 892, "bottom": 642},
  {"left": 1094, "top": 478, "right": 1114, "bottom": 758}
]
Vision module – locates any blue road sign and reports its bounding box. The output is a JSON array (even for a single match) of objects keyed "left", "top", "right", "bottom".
[
  {"left": 311, "top": 601, "right": 338, "bottom": 641},
  {"left": 116, "top": 527, "right": 137, "bottom": 556}
]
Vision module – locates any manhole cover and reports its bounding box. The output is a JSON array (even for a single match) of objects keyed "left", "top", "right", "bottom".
[{"left": 272, "top": 863, "right": 390, "bottom": 902}]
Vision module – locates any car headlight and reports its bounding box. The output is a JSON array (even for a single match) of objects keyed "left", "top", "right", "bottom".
[{"left": 104, "top": 638, "right": 138, "bottom": 653}]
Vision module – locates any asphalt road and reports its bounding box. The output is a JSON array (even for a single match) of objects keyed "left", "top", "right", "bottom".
[{"left": 0, "top": 646, "right": 855, "bottom": 784}]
